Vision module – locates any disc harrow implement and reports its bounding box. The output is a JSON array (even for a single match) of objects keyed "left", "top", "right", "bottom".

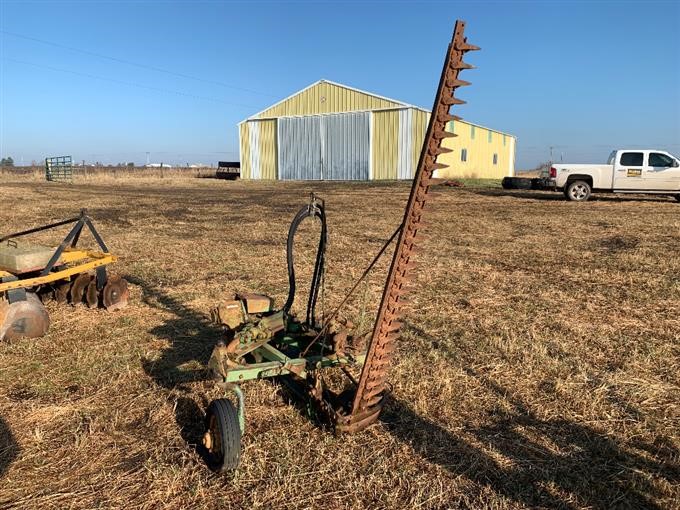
[
  {"left": 199, "top": 19, "right": 478, "bottom": 472},
  {"left": 0, "top": 210, "right": 129, "bottom": 341}
]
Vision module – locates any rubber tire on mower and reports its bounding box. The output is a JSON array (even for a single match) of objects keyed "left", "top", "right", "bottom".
[
  {"left": 565, "top": 180, "right": 592, "bottom": 202},
  {"left": 203, "top": 398, "right": 241, "bottom": 473},
  {"left": 501, "top": 177, "right": 532, "bottom": 190}
]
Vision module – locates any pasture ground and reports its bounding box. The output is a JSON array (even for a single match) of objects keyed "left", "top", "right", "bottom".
[{"left": 0, "top": 177, "right": 678, "bottom": 509}]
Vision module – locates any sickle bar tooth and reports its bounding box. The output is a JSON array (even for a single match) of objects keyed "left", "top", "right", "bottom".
[
  {"left": 437, "top": 112, "right": 458, "bottom": 123},
  {"left": 446, "top": 78, "right": 472, "bottom": 88},
  {"left": 384, "top": 321, "right": 403, "bottom": 333},
  {"left": 451, "top": 61, "right": 475, "bottom": 70},
  {"left": 433, "top": 129, "right": 457, "bottom": 140},
  {"left": 433, "top": 147, "right": 453, "bottom": 156},
  {"left": 456, "top": 40, "right": 481, "bottom": 52},
  {"left": 363, "top": 395, "right": 384, "bottom": 408},
  {"left": 441, "top": 96, "right": 466, "bottom": 106}
]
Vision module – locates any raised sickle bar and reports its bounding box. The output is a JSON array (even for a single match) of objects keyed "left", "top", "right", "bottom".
[{"left": 337, "top": 19, "right": 479, "bottom": 432}]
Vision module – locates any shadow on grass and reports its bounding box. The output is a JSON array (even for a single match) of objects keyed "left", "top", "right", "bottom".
[
  {"left": 0, "top": 416, "right": 19, "bottom": 478},
  {"left": 384, "top": 394, "right": 676, "bottom": 509},
  {"left": 123, "top": 275, "right": 225, "bottom": 465},
  {"left": 174, "top": 395, "right": 210, "bottom": 458},
  {"left": 471, "top": 188, "right": 678, "bottom": 203},
  {"left": 385, "top": 323, "right": 678, "bottom": 508},
  {"left": 124, "top": 275, "right": 221, "bottom": 391}
]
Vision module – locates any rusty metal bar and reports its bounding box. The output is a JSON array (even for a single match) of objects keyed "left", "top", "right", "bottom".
[{"left": 337, "top": 19, "right": 479, "bottom": 432}]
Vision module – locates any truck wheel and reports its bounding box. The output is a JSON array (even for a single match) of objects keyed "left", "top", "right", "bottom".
[
  {"left": 202, "top": 399, "right": 241, "bottom": 473},
  {"left": 566, "top": 180, "right": 592, "bottom": 202}
]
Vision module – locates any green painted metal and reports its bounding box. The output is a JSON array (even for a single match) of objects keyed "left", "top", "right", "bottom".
[
  {"left": 230, "top": 385, "right": 246, "bottom": 435},
  {"left": 224, "top": 343, "right": 365, "bottom": 384},
  {"left": 45, "top": 156, "right": 73, "bottom": 182}
]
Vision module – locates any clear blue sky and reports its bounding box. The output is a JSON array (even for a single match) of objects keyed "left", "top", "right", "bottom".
[{"left": 1, "top": 0, "right": 678, "bottom": 169}]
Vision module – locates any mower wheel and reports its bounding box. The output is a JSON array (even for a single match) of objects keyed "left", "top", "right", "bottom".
[{"left": 202, "top": 398, "right": 241, "bottom": 473}]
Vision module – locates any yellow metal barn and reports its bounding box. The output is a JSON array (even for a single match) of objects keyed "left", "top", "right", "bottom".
[{"left": 238, "top": 80, "right": 515, "bottom": 180}]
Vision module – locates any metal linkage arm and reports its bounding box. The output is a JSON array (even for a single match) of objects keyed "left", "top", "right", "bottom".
[{"left": 0, "top": 210, "right": 112, "bottom": 277}]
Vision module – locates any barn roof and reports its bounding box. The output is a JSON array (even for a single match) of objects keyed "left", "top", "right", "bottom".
[{"left": 241, "top": 79, "right": 429, "bottom": 123}]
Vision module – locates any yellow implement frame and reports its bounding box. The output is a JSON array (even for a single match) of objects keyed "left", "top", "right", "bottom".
[
  {"left": 0, "top": 210, "right": 120, "bottom": 296},
  {"left": 0, "top": 249, "right": 117, "bottom": 293}
]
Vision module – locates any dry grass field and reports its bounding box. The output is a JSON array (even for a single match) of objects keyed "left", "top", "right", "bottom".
[{"left": 0, "top": 177, "right": 678, "bottom": 509}]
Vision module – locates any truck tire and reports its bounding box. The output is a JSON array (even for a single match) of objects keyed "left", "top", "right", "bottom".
[{"left": 565, "top": 180, "right": 592, "bottom": 202}]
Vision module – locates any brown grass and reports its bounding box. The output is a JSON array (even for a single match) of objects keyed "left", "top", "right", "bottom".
[
  {"left": 0, "top": 177, "right": 678, "bottom": 509},
  {"left": 1, "top": 166, "right": 217, "bottom": 182}
]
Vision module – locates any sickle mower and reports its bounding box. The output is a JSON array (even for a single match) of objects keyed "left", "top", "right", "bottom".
[
  {"left": 0, "top": 210, "right": 129, "bottom": 341},
  {"left": 199, "top": 19, "right": 479, "bottom": 472}
]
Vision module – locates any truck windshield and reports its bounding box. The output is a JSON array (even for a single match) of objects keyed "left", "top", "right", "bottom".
[{"left": 607, "top": 151, "right": 616, "bottom": 164}]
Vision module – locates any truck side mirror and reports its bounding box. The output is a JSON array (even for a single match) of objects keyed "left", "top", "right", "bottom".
[{"left": 674, "top": 160, "right": 680, "bottom": 168}]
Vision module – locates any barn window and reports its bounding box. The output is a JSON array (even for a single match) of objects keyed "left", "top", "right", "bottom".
[
  {"left": 447, "top": 120, "right": 455, "bottom": 132},
  {"left": 493, "top": 153, "right": 498, "bottom": 165},
  {"left": 461, "top": 148, "right": 468, "bottom": 162},
  {"left": 470, "top": 125, "right": 475, "bottom": 139},
  {"left": 488, "top": 131, "right": 492, "bottom": 143}
]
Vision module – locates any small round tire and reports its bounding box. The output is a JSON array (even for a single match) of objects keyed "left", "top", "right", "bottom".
[
  {"left": 202, "top": 398, "right": 241, "bottom": 473},
  {"left": 565, "top": 180, "right": 592, "bottom": 202}
]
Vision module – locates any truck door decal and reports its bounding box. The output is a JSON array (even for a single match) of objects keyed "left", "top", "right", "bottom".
[{"left": 627, "top": 168, "right": 642, "bottom": 177}]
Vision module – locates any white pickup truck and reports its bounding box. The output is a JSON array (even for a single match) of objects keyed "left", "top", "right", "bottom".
[{"left": 547, "top": 149, "right": 680, "bottom": 202}]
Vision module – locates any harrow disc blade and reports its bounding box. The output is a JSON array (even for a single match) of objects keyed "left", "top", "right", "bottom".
[
  {"left": 0, "top": 293, "right": 50, "bottom": 342},
  {"left": 102, "top": 276, "right": 129, "bottom": 311},
  {"left": 70, "top": 273, "right": 92, "bottom": 305},
  {"left": 86, "top": 280, "right": 99, "bottom": 309},
  {"left": 54, "top": 281, "right": 71, "bottom": 304}
]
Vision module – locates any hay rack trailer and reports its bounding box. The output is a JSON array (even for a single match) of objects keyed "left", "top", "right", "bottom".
[
  {"left": 200, "top": 19, "right": 479, "bottom": 472},
  {"left": 0, "top": 210, "right": 129, "bottom": 341}
]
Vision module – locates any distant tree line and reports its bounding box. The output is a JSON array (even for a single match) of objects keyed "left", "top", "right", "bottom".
[{"left": 0, "top": 157, "right": 14, "bottom": 167}]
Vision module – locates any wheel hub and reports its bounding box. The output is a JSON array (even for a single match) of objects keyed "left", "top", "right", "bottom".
[
  {"left": 571, "top": 185, "right": 587, "bottom": 200},
  {"left": 102, "top": 276, "right": 129, "bottom": 311},
  {"left": 202, "top": 431, "right": 213, "bottom": 450}
]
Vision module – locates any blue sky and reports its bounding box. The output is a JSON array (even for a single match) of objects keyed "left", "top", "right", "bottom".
[{"left": 1, "top": 0, "right": 678, "bottom": 169}]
